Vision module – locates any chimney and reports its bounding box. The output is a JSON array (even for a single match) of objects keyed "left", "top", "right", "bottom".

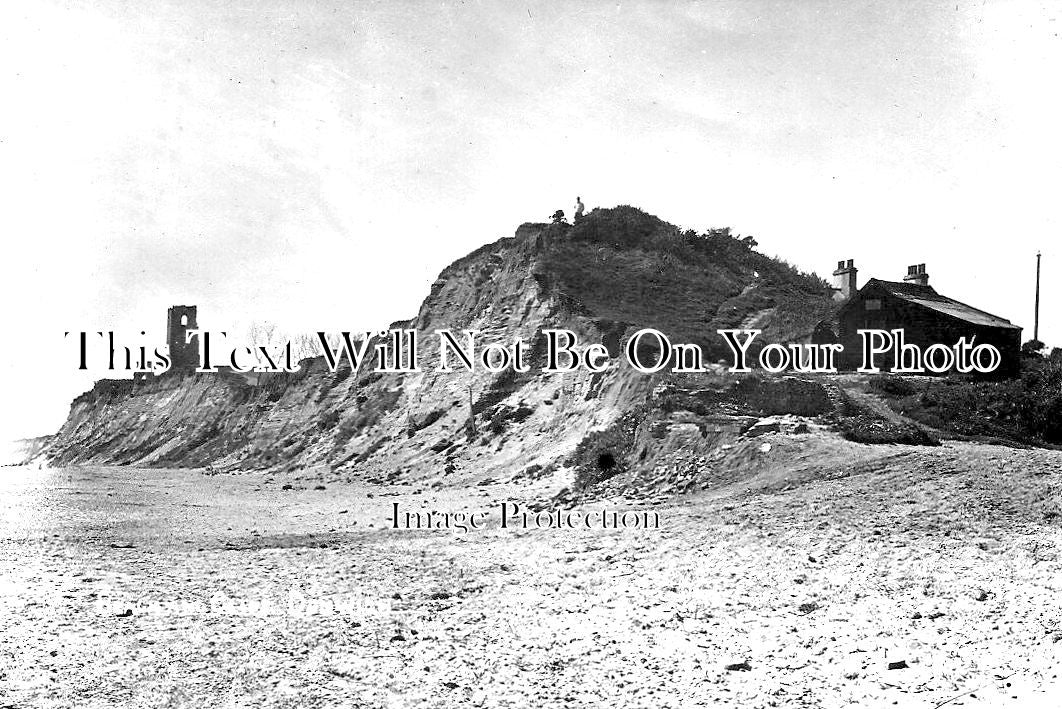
[
  {"left": 903, "top": 263, "right": 929, "bottom": 287},
  {"left": 832, "top": 258, "right": 857, "bottom": 301}
]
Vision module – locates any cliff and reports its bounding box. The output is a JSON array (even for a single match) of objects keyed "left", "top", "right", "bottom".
[{"left": 44, "top": 206, "right": 855, "bottom": 488}]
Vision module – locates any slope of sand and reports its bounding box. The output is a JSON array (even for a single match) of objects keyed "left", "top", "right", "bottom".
[{"left": 2, "top": 437, "right": 1061, "bottom": 708}]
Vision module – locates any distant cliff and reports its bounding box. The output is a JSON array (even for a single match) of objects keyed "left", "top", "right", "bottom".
[
  {"left": 3, "top": 435, "right": 53, "bottom": 466},
  {"left": 44, "top": 207, "right": 846, "bottom": 486}
]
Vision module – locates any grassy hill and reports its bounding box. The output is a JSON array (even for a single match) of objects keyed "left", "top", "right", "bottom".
[{"left": 540, "top": 206, "right": 836, "bottom": 357}]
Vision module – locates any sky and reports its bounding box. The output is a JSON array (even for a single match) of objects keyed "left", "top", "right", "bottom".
[{"left": 1, "top": 0, "right": 1060, "bottom": 443}]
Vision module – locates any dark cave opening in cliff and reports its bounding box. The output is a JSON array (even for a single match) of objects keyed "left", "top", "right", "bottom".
[{"left": 597, "top": 452, "right": 617, "bottom": 473}]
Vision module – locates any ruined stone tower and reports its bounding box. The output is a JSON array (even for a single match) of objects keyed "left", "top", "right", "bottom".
[{"left": 166, "top": 305, "right": 199, "bottom": 372}]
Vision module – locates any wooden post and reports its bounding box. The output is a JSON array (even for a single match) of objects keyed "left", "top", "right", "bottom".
[{"left": 1034, "top": 251, "right": 1041, "bottom": 342}]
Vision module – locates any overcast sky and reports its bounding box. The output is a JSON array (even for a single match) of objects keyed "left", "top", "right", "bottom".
[{"left": 1, "top": 0, "right": 1059, "bottom": 442}]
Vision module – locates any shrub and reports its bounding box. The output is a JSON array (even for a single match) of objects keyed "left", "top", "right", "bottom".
[
  {"left": 838, "top": 415, "right": 939, "bottom": 446},
  {"left": 872, "top": 358, "right": 1062, "bottom": 445},
  {"left": 485, "top": 404, "right": 535, "bottom": 434},
  {"left": 1018, "top": 357, "right": 1062, "bottom": 442},
  {"left": 869, "top": 374, "right": 918, "bottom": 397},
  {"left": 540, "top": 206, "right": 834, "bottom": 361}
]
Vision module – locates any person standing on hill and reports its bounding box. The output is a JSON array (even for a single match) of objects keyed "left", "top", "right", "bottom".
[{"left": 574, "top": 196, "right": 585, "bottom": 222}]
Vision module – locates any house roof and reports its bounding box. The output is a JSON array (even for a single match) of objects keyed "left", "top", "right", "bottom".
[{"left": 860, "top": 279, "right": 1022, "bottom": 330}]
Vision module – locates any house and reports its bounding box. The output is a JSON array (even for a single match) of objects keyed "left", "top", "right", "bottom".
[{"left": 819, "top": 260, "right": 1022, "bottom": 375}]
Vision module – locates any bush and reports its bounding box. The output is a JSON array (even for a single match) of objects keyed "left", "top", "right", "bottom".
[
  {"left": 838, "top": 415, "right": 939, "bottom": 446},
  {"left": 484, "top": 404, "right": 535, "bottom": 434},
  {"left": 541, "top": 206, "right": 833, "bottom": 361},
  {"left": 1019, "top": 357, "right": 1062, "bottom": 442},
  {"left": 869, "top": 374, "right": 918, "bottom": 397},
  {"left": 1022, "top": 339, "right": 1046, "bottom": 357},
  {"left": 872, "top": 358, "right": 1062, "bottom": 445}
]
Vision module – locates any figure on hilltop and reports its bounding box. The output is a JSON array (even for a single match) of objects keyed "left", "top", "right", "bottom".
[{"left": 574, "top": 196, "right": 585, "bottom": 222}]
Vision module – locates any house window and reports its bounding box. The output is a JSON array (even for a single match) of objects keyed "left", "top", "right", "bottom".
[{"left": 865, "top": 299, "right": 882, "bottom": 311}]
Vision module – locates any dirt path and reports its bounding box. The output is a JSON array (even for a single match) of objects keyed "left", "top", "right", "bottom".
[{"left": 2, "top": 439, "right": 1062, "bottom": 707}]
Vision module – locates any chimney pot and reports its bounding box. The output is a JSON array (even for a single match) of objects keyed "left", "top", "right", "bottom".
[{"left": 903, "top": 263, "right": 930, "bottom": 286}]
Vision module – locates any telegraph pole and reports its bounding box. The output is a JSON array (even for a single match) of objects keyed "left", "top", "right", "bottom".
[{"left": 1034, "top": 251, "right": 1041, "bottom": 342}]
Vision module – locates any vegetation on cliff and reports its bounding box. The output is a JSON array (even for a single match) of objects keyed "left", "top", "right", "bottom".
[
  {"left": 868, "top": 355, "right": 1062, "bottom": 445},
  {"left": 541, "top": 206, "right": 836, "bottom": 357},
  {"left": 45, "top": 205, "right": 1053, "bottom": 491}
]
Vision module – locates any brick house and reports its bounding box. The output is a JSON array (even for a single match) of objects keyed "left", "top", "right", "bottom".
[{"left": 820, "top": 261, "right": 1022, "bottom": 375}]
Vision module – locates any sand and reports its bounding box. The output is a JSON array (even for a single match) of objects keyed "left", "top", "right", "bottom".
[{"left": 2, "top": 438, "right": 1062, "bottom": 707}]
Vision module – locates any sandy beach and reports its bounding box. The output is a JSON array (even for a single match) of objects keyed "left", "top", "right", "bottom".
[{"left": 3, "top": 439, "right": 1062, "bottom": 708}]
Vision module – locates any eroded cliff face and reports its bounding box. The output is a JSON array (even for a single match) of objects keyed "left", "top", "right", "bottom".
[
  {"left": 44, "top": 207, "right": 850, "bottom": 486},
  {"left": 46, "top": 220, "right": 648, "bottom": 479}
]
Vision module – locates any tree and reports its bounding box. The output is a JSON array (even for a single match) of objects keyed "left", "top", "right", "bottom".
[
  {"left": 290, "top": 332, "right": 323, "bottom": 361},
  {"left": 247, "top": 321, "right": 322, "bottom": 367},
  {"left": 1022, "top": 339, "right": 1046, "bottom": 357}
]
